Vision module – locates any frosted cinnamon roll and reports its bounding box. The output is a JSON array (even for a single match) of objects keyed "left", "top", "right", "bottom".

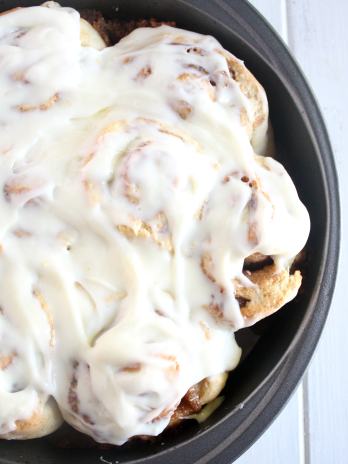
[
  {"left": 0, "top": 282, "right": 62, "bottom": 439},
  {"left": 113, "top": 25, "right": 269, "bottom": 154},
  {"left": 0, "top": 3, "right": 310, "bottom": 444}
]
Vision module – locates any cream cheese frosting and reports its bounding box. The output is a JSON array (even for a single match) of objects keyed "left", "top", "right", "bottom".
[{"left": 0, "top": 3, "right": 310, "bottom": 444}]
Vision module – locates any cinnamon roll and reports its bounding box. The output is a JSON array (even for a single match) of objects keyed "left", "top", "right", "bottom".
[{"left": 0, "top": 3, "right": 310, "bottom": 444}]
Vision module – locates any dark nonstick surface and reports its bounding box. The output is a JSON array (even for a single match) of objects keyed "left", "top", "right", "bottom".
[{"left": 0, "top": 1, "right": 340, "bottom": 463}]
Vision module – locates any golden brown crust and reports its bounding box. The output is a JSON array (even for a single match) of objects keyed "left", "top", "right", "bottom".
[
  {"left": 215, "top": 49, "right": 269, "bottom": 153},
  {"left": 202, "top": 250, "right": 302, "bottom": 325},
  {"left": 237, "top": 264, "right": 302, "bottom": 323},
  {"left": 0, "top": 397, "right": 63, "bottom": 440},
  {"left": 116, "top": 213, "right": 173, "bottom": 253},
  {"left": 222, "top": 51, "right": 267, "bottom": 135}
]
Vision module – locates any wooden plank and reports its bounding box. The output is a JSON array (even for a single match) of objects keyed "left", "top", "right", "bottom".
[
  {"left": 235, "top": 2, "right": 304, "bottom": 462},
  {"left": 287, "top": 1, "right": 348, "bottom": 463}
]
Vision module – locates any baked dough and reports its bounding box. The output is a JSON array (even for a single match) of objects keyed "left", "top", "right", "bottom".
[{"left": 0, "top": 4, "right": 309, "bottom": 443}]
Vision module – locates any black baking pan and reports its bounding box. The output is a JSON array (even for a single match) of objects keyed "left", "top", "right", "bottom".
[{"left": 0, "top": 0, "right": 340, "bottom": 463}]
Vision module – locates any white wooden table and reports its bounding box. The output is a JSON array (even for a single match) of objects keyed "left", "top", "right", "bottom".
[{"left": 235, "top": 1, "right": 348, "bottom": 462}]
